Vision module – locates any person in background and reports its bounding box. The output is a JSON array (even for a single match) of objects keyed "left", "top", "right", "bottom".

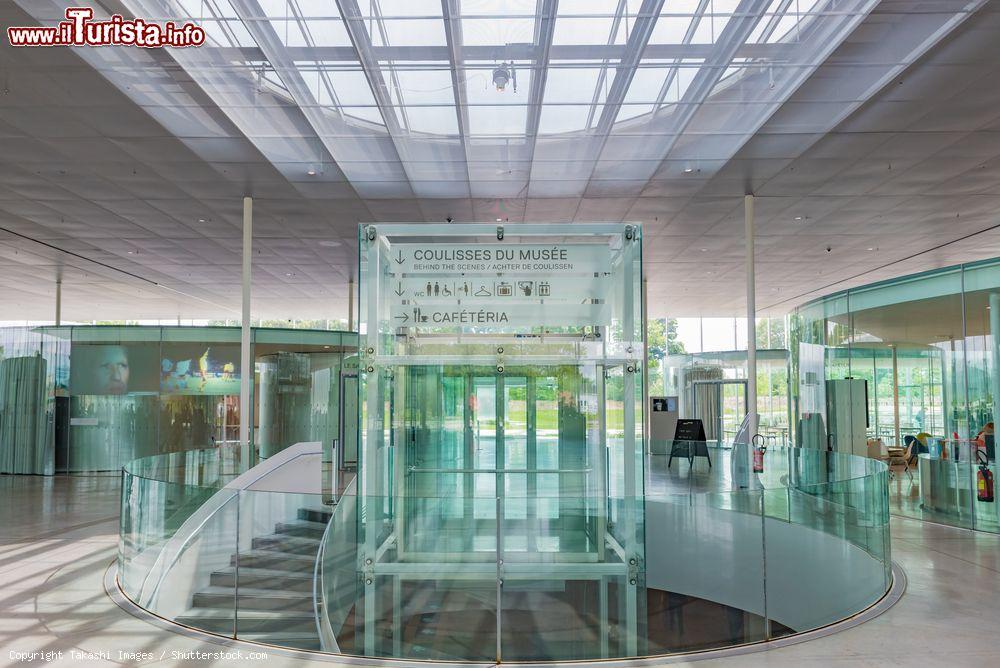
[{"left": 975, "top": 422, "right": 995, "bottom": 442}]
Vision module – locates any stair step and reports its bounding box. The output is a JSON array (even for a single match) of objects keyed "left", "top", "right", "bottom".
[
  {"left": 274, "top": 520, "right": 328, "bottom": 539},
  {"left": 232, "top": 550, "right": 315, "bottom": 573},
  {"left": 297, "top": 507, "right": 333, "bottom": 524},
  {"left": 210, "top": 568, "right": 313, "bottom": 592},
  {"left": 251, "top": 534, "right": 321, "bottom": 556},
  {"left": 192, "top": 587, "right": 314, "bottom": 613},
  {"left": 176, "top": 609, "right": 316, "bottom": 634}
]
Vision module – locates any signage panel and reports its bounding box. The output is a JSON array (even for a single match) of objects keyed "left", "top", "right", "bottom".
[
  {"left": 387, "top": 276, "right": 606, "bottom": 304},
  {"left": 374, "top": 236, "right": 627, "bottom": 329},
  {"left": 388, "top": 303, "right": 608, "bottom": 328},
  {"left": 389, "top": 243, "right": 611, "bottom": 275}
]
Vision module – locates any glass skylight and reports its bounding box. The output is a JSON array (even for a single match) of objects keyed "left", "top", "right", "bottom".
[{"left": 108, "top": 0, "right": 880, "bottom": 196}]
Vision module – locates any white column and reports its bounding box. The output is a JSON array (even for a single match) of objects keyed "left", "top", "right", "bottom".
[
  {"left": 745, "top": 194, "right": 757, "bottom": 436},
  {"left": 240, "top": 196, "right": 253, "bottom": 460},
  {"left": 54, "top": 279, "right": 62, "bottom": 326}
]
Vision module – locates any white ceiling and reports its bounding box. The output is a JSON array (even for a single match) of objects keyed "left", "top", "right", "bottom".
[{"left": 1, "top": 0, "right": 999, "bottom": 322}]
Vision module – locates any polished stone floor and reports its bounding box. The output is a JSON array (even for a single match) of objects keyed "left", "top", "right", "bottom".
[{"left": 1, "top": 474, "right": 998, "bottom": 666}]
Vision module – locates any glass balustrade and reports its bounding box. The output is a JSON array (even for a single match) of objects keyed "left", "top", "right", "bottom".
[{"left": 117, "top": 444, "right": 891, "bottom": 661}]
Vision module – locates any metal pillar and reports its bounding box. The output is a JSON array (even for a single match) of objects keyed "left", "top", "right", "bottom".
[
  {"left": 745, "top": 194, "right": 757, "bottom": 436},
  {"left": 892, "top": 345, "right": 900, "bottom": 447},
  {"left": 54, "top": 279, "right": 61, "bottom": 326},
  {"left": 642, "top": 278, "right": 649, "bottom": 453},
  {"left": 990, "top": 293, "right": 1000, "bottom": 526},
  {"left": 240, "top": 196, "right": 253, "bottom": 461},
  {"left": 622, "top": 226, "right": 638, "bottom": 657},
  {"left": 348, "top": 277, "right": 355, "bottom": 331}
]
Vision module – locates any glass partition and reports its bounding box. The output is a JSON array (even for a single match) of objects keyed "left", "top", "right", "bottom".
[
  {"left": 0, "top": 325, "right": 357, "bottom": 478},
  {"left": 0, "top": 326, "right": 68, "bottom": 474},
  {"left": 792, "top": 257, "right": 1000, "bottom": 535}
]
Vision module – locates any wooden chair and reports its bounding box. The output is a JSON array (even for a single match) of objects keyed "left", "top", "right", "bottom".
[{"left": 887, "top": 441, "right": 914, "bottom": 481}]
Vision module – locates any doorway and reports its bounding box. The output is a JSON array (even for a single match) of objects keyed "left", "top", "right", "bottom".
[{"left": 691, "top": 379, "right": 748, "bottom": 445}]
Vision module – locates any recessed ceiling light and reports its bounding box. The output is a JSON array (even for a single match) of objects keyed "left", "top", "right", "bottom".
[
  {"left": 794, "top": 216, "right": 803, "bottom": 221},
  {"left": 866, "top": 247, "right": 875, "bottom": 251},
  {"left": 127, "top": 250, "right": 134, "bottom": 254},
  {"left": 198, "top": 218, "right": 205, "bottom": 223},
  {"left": 307, "top": 169, "right": 316, "bottom": 176},
  {"left": 318, "top": 240, "right": 342, "bottom": 247},
  {"left": 699, "top": 248, "right": 707, "bottom": 252},
  {"left": 496, "top": 218, "right": 503, "bottom": 222},
  {"left": 683, "top": 167, "right": 694, "bottom": 174},
  {"left": 285, "top": 272, "right": 293, "bottom": 277}
]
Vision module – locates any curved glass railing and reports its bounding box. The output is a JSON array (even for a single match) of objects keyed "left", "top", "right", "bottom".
[
  {"left": 317, "top": 444, "right": 890, "bottom": 661},
  {"left": 118, "top": 445, "right": 890, "bottom": 660}
]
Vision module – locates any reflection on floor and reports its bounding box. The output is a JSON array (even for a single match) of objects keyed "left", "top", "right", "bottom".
[
  {"left": 1, "top": 472, "right": 998, "bottom": 665},
  {"left": 646, "top": 590, "right": 793, "bottom": 653}
]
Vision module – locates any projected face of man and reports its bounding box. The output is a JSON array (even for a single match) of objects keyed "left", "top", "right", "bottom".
[{"left": 96, "top": 346, "right": 129, "bottom": 395}]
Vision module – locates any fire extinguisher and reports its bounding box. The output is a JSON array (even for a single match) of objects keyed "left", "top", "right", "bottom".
[
  {"left": 977, "top": 449, "right": 994, "bottom": 503},
  {"left": 752, "top": 434, "right": 766, "bottom": 473}
]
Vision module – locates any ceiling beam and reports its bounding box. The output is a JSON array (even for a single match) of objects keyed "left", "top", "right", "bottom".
[
  {"left": 207, "top": 43, "right": 798, "bottom": 66},
  {"left": 524, "top": 0, "right": 559, "bottom": 140},
  {"left": 441, "top": 0, "right": 473, "bottom": 198},
  {"left": 228, "top": 0, "right": 394, "bottom": 194},
  {"left": 591, "top": 0, "right": 667, "bottom": 135}
]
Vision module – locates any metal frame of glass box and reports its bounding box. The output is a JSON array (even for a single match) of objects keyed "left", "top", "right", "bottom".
[{"left": 355, "top": 223, "right": 645, "bottom": 660}]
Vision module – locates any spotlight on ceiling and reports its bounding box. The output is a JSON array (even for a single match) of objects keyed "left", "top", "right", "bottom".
[{"left": 493, "top": 62, "right": 516, "bottom": 92}]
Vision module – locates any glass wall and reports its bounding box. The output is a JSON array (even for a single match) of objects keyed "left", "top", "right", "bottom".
[
  {"left": 0, "top": 326, "right": 357, "bottom": 476},
  {"left": 791, "top": 259, "right": 1000, "bottom": 534},
  {"left": 663, "top": 349, "right": 790, "bottom": 445}
]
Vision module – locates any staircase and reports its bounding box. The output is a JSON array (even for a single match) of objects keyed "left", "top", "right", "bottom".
[{"left": 175, "top": 507, "right": 332, "bottom": 650}]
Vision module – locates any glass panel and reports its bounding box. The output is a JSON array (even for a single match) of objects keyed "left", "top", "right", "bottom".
[
  {"left": 762, "top": 449, "right": 890, "bottom": 635},
  {"left": 645, "top": 477, "right": 766, "bottom": 651},
  {"left": 69, "top": 327, "right": 160, "bottom": 472},
  {"left": 849, "top": 269, "right": 969, "bottom": 528},
  {"left": 141, "top": 489, "right": 240, "bottom": 636},
  {"left": 236, "top": 489, "right": 330, "bottom": 649},
  {"left": 791, "top": 260, "right": 1000, "bottom": 535},
  {"left": 962, "top": 260, "right": 1000, "bottom": 534}
]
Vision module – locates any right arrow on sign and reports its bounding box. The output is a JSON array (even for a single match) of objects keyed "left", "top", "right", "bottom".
[{"left": 394, "top": 313, "right": 409, "bottom": 323}]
